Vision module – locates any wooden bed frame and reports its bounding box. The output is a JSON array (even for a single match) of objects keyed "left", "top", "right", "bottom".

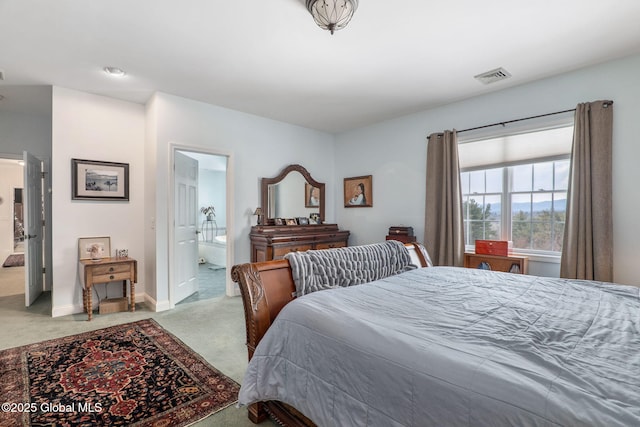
[{"left": 230, "top": 242, "right": 432, "bottom": 426}]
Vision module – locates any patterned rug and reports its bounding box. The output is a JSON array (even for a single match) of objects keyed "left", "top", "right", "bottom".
[
  {"left": 0, "top": 319, "right": 240, "bottom": 426},
  {"left": 2, "top": 253, "right": 24, "bottom": 267}
]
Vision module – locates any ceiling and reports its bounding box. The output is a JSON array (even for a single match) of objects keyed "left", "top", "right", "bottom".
[{"left": 1, "top": 1, "right": 639, "bottom": 133}]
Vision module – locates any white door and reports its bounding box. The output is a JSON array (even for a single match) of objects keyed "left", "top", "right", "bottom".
[
  {"left": 23, "top": 151, "right": 43, "bottom": 306},
  {"left": 173, "top": 151, "right": 199, "bottom": 304}
]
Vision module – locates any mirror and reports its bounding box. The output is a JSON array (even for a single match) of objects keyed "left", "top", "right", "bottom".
[{"left": 261, "top": 164, "right": 325, "bottom": 224}]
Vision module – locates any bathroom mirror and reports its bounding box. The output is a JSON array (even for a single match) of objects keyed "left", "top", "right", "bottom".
[{"left": 261, "top": 164, "right": 325, "bottom": 224}]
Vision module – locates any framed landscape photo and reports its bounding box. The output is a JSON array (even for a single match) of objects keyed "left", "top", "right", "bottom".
[
  {"left": 72, "top": 158, "right": 129, "bottom": 201},
  {"left": 78, "top": 236, "right": 111, "bottom": 260},
  {"left": 344, "top": 175, "right": 372, "bottom": 208}
]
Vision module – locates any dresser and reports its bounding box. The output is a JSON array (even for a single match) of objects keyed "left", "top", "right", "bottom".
[
  {"left": 250, "top": 224, "right": 350, "bottom": 262},
  {"left": 80, "top": 257, "right": 137, "bottom": 321}
]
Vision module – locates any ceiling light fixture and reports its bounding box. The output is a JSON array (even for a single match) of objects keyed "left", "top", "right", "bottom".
[
  {"left": 306, "top": 0, "right": 358, "bottom": 35},
  {"left": 103, "top": 66, "right": 126, "bottom": 77}
]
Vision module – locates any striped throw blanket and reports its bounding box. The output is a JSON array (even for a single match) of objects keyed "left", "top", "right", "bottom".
[{"left": 285, "top": 240, "right": 417, "bottom": 297}]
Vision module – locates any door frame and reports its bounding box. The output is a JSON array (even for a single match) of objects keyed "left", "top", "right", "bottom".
[
  {"left": 0, "top": 153, "right": 52, "bottom": 302},
  {"left": 168, "top": 144, "right": 235, "bottom": 307}
]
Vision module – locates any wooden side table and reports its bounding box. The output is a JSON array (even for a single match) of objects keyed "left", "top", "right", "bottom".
[
  {"left": 463, "top": 252, "right": 528, "bottom": 274},
  {"left": 80, "top": 257, "right": 137, "bottom": 321}
]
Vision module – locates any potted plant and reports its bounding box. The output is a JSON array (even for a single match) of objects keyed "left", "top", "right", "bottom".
[{"left": 200, "top": 206, "right": 216, "bottom": 221}]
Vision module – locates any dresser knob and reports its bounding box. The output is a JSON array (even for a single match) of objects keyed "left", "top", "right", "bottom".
[
  {"left": 110, "top": 275, "right": 115, "bottom": 280},
  {"left": 109, "top": 267, "right": 114, "bottom": 272}
]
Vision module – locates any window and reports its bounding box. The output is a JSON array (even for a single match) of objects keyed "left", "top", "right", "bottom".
[{"left": 459, "top": 125, "right": 573, "bottom": 256}]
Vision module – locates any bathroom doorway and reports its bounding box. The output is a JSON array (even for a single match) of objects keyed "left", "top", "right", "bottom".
[{"left": 172, "top": 149, "right": 231, "bottom": 305}]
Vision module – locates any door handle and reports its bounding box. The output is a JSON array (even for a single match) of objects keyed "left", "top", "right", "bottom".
[{"left": 26, "top": 234, "right": 37, "bottom": 240}]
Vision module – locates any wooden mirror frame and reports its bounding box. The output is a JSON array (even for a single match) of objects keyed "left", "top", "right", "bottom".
[{"left": 261, "top": 164, "right": 325, "bottom": 224}]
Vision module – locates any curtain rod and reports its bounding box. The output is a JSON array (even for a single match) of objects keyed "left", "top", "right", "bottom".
[{"left": 456, "top": 101, "right": 613, "bottom": 135}]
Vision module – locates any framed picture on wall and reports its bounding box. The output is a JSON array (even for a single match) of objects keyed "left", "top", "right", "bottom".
[
  {"left": 305, "top": 183, "right": 320, "bottom": 208},
  {"left": 344, "top": 175, "right": 372, "bottom": 208},
  {"left": 72, "top": 158, "right": 129, "bottom": 201}
]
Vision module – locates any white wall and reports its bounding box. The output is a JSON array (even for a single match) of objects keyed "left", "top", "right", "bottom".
[
  {"left": 199, "top": 168, "right": 226, "bottom": 231},
  {"left": 335, "top": 54, "right": 640, "bottom": 285},
  {"left": 146, "top": 93, "right": 335, "bottom": 309},
  {"left": 51, "top": 87, "right": 146, "bottom": 316}
]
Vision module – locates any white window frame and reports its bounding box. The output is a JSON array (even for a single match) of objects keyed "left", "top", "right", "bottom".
[{"left": 459, "top": 122, "right": 574, "bottom": 261}]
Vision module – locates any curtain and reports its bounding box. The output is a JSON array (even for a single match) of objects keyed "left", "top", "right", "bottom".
[
  {"left": 560, "top": 100, "right": 613, "bottom": 281},
  {"left": 424, "top": 130, "right": 464, "bottom": 266}
]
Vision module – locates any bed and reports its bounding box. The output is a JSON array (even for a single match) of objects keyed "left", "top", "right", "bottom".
[{"left": 231, "top": 242, "right": 640, "bottom": 426}]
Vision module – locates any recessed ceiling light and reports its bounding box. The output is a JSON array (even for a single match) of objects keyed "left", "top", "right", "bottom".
[{"left": 103, "top": 66, "right": 126, "bottom": 77}]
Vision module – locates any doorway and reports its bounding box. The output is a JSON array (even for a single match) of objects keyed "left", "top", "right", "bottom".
[
  {"left": 0, "top": 159, "right": 25, "bottom": 298},
  {"left": 172, "top": 148, "right": 232, "bottom": 306}
]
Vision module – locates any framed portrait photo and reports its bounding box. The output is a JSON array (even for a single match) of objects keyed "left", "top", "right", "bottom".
[
  {"left": 286, "top": 218, "right": 298, "bottom": 226},
  {"left": 78, "top": 236, "right": 111, "bottom": 260},
  {"left": 344, "top": 175, "right": 372, "bottom": 208},
  {"left": 305, "top": 183, "right": 320, "bottom": 208},
  {"left": 72, "top": 158, "right": 130, "bottom": 201}
]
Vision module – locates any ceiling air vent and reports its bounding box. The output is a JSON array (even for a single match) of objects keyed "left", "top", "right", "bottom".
[{"left": 474, "top": 67, "right": 511, "bottom": 85}]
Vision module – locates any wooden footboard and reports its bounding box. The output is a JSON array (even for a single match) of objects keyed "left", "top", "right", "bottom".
[{"left": 230, "top": 242, "right": 431, "bottom": 425}]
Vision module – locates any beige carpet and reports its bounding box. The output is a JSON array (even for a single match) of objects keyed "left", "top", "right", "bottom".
[{"left": 0, "top": 265, "right": 24, "bottom": 297}]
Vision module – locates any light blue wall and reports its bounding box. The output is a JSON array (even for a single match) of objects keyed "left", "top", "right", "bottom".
[
  {"left": 335, "top": 54, "right": 640, "bottom": 285},
  {"left": 199, "top": 168, "right": 226, "bottom": 232},
  {"left": 147, "top": 92, "right": 336, "bottom": 307}
]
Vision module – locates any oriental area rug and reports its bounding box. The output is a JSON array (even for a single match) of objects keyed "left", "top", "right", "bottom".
[{"left": 0, "top": 319, "right": 240, "bottom": 426}]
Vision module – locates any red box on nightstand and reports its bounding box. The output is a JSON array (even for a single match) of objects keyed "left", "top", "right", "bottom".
[{"left": 475, "top": 240, "right": 509, "bottom": 256}]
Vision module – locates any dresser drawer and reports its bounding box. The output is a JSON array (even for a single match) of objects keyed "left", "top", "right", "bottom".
[
  {"left": 315, "top": 241, "right": 347, "bottom": 250},
  {"left": 273, "top": 244, "right": 312, "bottom": 259},
  {"left": 93, "top": 271, "right": 132, "bottom": 283},
  {"left": 92, "top": 263, "right": 131, "bottom": 276}
]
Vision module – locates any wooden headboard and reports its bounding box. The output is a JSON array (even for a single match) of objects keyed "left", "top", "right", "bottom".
[
  {"left": 230, "top": 242, "right": 431, "bottom": 360},
  {"left": 230, "top": 242, "right": 431, "bottom": 425}
]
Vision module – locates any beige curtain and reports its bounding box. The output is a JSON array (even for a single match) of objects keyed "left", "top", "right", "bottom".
[
  {"left": 560, "top": 100, "right": 613, "bottom": 281},
  {"left": 424, "top": 130, "right": 464, "bottom": 266}
]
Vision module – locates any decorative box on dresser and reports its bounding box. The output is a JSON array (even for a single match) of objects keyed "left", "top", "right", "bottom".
[{"left": 250, "top": 224, "right": 350, "bottom": 262}]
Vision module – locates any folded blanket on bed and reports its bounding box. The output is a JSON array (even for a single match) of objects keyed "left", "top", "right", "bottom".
[{"left": 285, "top": 240, "right": 417, "bottom": 296}]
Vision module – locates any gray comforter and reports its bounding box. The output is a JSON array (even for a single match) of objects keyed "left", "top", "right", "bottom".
[{"left": 238, "top": 267, "right": 640, "bottom": 426}]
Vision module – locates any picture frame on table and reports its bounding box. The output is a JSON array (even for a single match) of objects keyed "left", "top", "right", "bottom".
[
  {"left": 309, "top": 213, "right": 321, "bottom": 225},
  {"left": 78, "top": 236, "right": 111, "bottom": 260},
  {"left": 297, "top": 217, "right": 310, "bottom": 225},
  {"left": 285, "top": 218, "right": 298, "bottom": 226},
  {"left": 344, "top": 175, "right": 373, "bottom": 208},
  {"left": 72, "top": 158, "right": 129, "bottom": 201}
]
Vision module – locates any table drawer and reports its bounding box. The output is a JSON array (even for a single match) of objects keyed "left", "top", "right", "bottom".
[
  {"left": 92, "top": 264, "right": 131, "bottom": 276},
  {"left": 93, "top": 271, "right": 132, "bottom": 283},
  {"left": 315, "top": 241, "right": 347, "bottom": 250},
  {"left": 273, "top": 244, "right": 312, "bottom": 259}
]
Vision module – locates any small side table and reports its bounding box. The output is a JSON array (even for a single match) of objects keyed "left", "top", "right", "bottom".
[{"left": 80, "top": 257, "right": 137, "bottom": 321}]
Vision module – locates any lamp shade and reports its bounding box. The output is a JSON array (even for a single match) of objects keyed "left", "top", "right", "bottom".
[
  {"left": 253, "top": 207, "right": 263, "bottom": 216},
  {"left": 306, "top": 0, "right": 358, "bottom": 34}
]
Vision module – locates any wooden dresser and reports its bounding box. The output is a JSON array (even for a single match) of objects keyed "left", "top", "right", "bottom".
[{"left": 250, "top": 224, "right": 350, "bottom": 262}]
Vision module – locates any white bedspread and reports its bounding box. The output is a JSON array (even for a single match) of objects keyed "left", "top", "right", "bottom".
[{"left": 238, "top": 267, "right": 640, "bottom": 426}]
